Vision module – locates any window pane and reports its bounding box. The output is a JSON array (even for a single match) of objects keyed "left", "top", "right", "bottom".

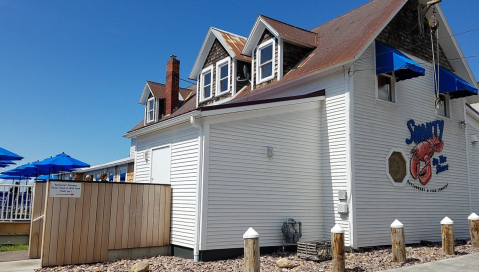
[
  {"left": 377, "top": 75, "right": 392, "bottom": 102},
  {"left": 204, "top": 86, "right": 211, "bottom": 98},
  {"left": 204, "top": 72, "right": 211, "bottom": 85},
  {"left": 149, "top": 111, "right": 154, "bottom": 121},
  {"left": 436, "top": 96, "right": 446, "bottom": 117},
  {"left": 261, "top": 62, "right": 273, "bottom": 79},
  {"left": 260, "top": 45, "right": 273, "bottom": 64},
  {"left": 220, "top": 78, "right": 228, "bottom": 92},
  {"left": 378, "top": 84, "right": 390, "bottom": 101},
  {"left": 220, "top": 64, "right": 228, "bottom": 78},
  {"left": 148, "top": 99, "right": 154, "bottom": 110}
]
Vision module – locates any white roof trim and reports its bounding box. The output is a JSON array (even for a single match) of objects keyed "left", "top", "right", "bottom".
[
  {"left": 200, "top": 95, "right": 325, "bottom": 117},
  {"left": 75, "top": 157, "right": 134, "bottom": 173},
  {"left": 189, "top": 27, "right": 248, "bottom": 80},
  {"left": 139, "top": 82, "right": 152, "bottom": 104},
  {"left": 124, "top": 111, "right": 200, "bottom": 138},
  {"left": 241, "top": 16, "right": 279, "bottom": 56}
]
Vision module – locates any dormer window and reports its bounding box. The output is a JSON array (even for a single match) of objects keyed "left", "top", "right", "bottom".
[
  {"left": 201, "top": 65, "right": 213, "bottom": 101},
  {"left": 147, "top": 98, "right": 155, "bottom": 122},
  {"left": 216, "top": 57, "right": 231, "bottom": 95},
  {"left": 257, "top": 39, "right": 275, "bottom": 83}
]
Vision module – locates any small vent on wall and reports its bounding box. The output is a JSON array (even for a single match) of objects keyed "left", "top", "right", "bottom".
[{"left": 471, "top": 135, "right": 479, "bottom": 144}]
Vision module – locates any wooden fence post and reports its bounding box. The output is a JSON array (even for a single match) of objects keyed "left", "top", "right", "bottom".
[
  {"left": 390, "top": 219, "right": 406, "bottom": 262},
  {"left": 441, "top": 216, "right": 454, "bottom": 255},
  {"left": 331, "top": 224, "right": 345, "bottom": 272},
  {"left": 468, "top": 213, "right": 479, "bottom": 248},
  {"left": 243, "top": 227, "right": 260, "bottom": 272}
]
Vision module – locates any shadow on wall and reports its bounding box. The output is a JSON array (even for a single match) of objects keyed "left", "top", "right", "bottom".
[{"left": 319, "top": 99, "right": 338, "bottom": 241}]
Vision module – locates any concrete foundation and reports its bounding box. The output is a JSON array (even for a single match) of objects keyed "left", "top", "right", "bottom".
[{"left": 107, "top": 246, "right": 170, "bottom": 261}]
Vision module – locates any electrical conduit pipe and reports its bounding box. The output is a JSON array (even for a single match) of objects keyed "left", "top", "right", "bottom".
[{"left": 190, "top": 115, "right": 204, "bottom": 262}]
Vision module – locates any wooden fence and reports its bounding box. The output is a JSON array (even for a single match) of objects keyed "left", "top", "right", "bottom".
[
  {"left": 28, "top": 180, "right": 171, "bottom": 267},
  {"left": 29, "top": 182, "right": 47, "bottom": 258}
]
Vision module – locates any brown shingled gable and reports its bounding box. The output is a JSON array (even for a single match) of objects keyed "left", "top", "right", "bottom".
[
  {"left": 127, "top": 89, "right": 197, "bottom": 133},
  {"left": 260, "top": 15, "right": 317, "bottom": 47},
  {"left": 234, "top": 0, "right": 406, "bottom": 101},
  {"left": 147, "top": 81, "right": 193, "bottom": 100}
]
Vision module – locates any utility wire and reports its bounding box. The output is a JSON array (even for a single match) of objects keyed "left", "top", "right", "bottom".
[
  {"left": 165, "top": 74, "right": 197, "bottom": 85},
  {"left": 179, "top": 77, "right": 197, "bottom": 85}
]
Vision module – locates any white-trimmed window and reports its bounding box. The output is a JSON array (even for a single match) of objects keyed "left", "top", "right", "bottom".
[
  {"left": 216, "top": 57, "right": 231, "bottom": 95},
  {"left": 436, "top": 94, "right": 450, "bottom": 118},
  {"left": 256, "top": 39, "right": 275, "bottom": 83},
  {"left": 200, "top": 66, "right": 213, "bottom": 101},
  {"left": 147, "top": 97, "right": 155, "bottom": 122},
  {"left": 377, "top": 73, "right": 396, "bottom": 103}
]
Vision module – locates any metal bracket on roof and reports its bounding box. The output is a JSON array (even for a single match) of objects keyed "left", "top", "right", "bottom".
[{"left": 421, "top": 0, "right": 442, "bottom": 18}]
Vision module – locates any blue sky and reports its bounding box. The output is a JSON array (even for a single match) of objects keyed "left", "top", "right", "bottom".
[{"left": 1, "top": 0, "right": 478, "bottom": 170}]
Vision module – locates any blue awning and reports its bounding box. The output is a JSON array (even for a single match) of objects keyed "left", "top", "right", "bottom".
[
  {"left": 376, "top": 41, "right": 426, "bottom": 81},
  {"left": 436, "top": 66, "right": 478, "bottom": 99}
]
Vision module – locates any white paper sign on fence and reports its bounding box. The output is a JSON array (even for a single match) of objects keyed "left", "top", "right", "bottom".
[{"left": 50, "top": 182, "right": 82, "bottom": 198}]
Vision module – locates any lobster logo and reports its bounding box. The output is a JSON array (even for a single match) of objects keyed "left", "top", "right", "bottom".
[{"left": 410, "top": 136, "right": 444, "bottom": 185}]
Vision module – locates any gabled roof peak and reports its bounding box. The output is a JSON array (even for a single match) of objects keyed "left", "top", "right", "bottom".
[
  {"left": 210, "top": 27, "right": 247, "bottom": 39},
  {"left": 241, "top": 14, "right": 317, "bottom": 56},
  {"left": 139, "top": 81, "right": 194, "bottom": 104},
  {"left": 258, "top": 15, "right": 315, "bottom": 34},
  {"left": 189, "top": 27, "right": 251, "bottom": 79}
]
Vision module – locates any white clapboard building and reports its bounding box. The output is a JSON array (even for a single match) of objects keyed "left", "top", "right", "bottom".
[{"left": 124, "top": 0, "right": 479, "bottom": 261}]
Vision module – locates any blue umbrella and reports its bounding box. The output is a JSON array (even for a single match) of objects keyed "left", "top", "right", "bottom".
[
  {"left": 0, "top": 147, "right": 23, "bottom": 161},
  {"left": 14, "top": 163, "right": 46, "bottom": 178},
  {"left": 0, "top": 174, "right": 27, "bottom": 181},
  {"left": 1, "top": 166, "right": 34, "bottom": 184},
  {"left": 35, "top": 175, "right": 52, "bottom": 181},
  {"left": 1, "top": 169, "right": 18, "bottom": 175},
  {"left": 34, "top": 152, "right": 89, "bottom": 179},
  {"left": 0, "top": 160, "right": 16, "bottom": 165}
]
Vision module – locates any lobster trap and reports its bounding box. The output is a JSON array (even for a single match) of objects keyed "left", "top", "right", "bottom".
[{"left": 297, "top": 240, "right": 332, "bottom": 262}]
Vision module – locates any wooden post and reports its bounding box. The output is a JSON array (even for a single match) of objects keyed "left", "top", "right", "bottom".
[
  {"left": 468, "top": 213, "right": 479, "bottom": 248},
  {"left": 331, "top": 224, "right": 345, "bottom": 272},
  {"left": 441, "top": 216, "right": 454, "bottom": 255},
  {"left": 390, "top": 219, "right": 406, "bottom": 262},
  {"left": 243, "top": 227, "right": 260, "bottom": 272}
]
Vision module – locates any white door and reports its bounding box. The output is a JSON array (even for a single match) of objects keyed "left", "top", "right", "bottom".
[{"left": 150, "top": 146, "right": 171, "bottom": 184}]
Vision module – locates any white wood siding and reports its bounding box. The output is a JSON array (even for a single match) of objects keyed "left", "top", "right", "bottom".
[
  {"left": 203, "top": 71, "right": 349, "bottom": 250},
  {"left": 130, "top": 138, "right": 136, "bottom": 158},
  {"left": 134, "top": 123, "right": 198, "bottom": 248},
  {"left": 466, "top": 115, "right": 479, "bottom": 212},
  {"left": 353, "top": 44, "right": 470, "bottom": 247}
]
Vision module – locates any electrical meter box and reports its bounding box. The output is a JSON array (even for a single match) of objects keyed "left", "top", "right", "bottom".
[
  {"left": 337, "top": 203, "right": 348, "bottom": 214},
  {"left": 338, "top": 190, "right": 347, "bottom": 201}
]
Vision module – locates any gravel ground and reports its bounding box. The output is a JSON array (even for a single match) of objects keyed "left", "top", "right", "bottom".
[{"left": 36, "top": 240, "right": 479, "bottom": 272}]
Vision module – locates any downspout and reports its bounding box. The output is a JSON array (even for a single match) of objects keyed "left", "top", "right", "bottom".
[{"left": 190, "top": 115, "right": 203, "bottom": 262}]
